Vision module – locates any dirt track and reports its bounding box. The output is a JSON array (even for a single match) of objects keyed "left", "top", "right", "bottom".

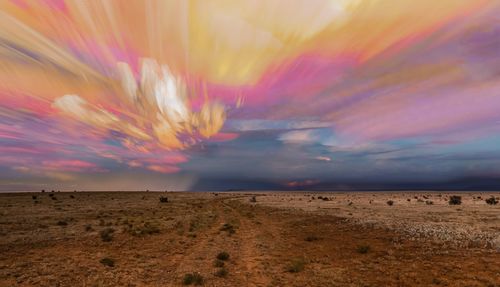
[{"left": 0, "top": 192, "right": 499, "bottom": 286}]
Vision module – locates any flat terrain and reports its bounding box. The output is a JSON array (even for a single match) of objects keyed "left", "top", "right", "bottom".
[{"left": 0, "top": 191, "right": 498, "bottom": 286}]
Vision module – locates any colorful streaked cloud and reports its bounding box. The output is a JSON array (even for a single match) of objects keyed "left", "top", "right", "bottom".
[{"left": 1, "top": 0, "right": 499, "bottom": 191}]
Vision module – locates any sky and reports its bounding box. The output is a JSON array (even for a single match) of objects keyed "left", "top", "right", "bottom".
[{"left": 1, "top": 0, "right": 500, "bottom": 191}]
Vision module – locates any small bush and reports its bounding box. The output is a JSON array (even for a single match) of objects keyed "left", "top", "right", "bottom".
[
  {"left": 159, "top": 196, "right": 169, "bottom": 203},
  {"left": 70, "top": 195, "right": 75, "bottom": 199},
  {"left": 32, "top": 195, "right": 37, "bottom": 200},
  {"left": 100, "top": 228, "right": 114, "bottom": 242},
  {"left": 216, "top": 251, "right": 230, "bottom": 261},
  {"left": 448, "top": 196, "right": 462, "bottom": 205},
  {"left": 56, "top": 220, "right": 68, "bottom": 226},
  {"left": 220, "top": 223, "right": 235, "bottom": 234},
  {"left": 249, "top": 196, "right": 257, "bottom": 203},
  {"left": 485, "top": 197, "right": 498, "bottom": 205},
  {"left": 386, "top": 200, "right": 394, "bottom": 206},
  {"left": 425, "top": 200, "right": 434, "bottom": 205},
  {"left": 183, "top": 273, "right": 203, "bottom": 285},
  {"left": 215, "top": 267, "right": 228, "bottom": 278},
  {"left": 85, "top": 224, "right": 93, "bottom": 232},
  {"left": 213, "top": 259, "right": 224, "bottom": 267},
  {"left": 99, "top": 257, "right": 115, "bottom": 267},
  {"left": 286, "top": 258, "right": 305, "bottom": 273},
  {"left": 357, "top": 245, "right": 370, "bottom": 254},
  {"left": 305, "top": 235, "right": 319, "bottom": 242}
]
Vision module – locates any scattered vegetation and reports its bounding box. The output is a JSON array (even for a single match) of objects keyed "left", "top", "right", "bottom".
[
  {"left": 182, "top": 273, "right": 204, "bottom": 285},
  {"left": 216, "top": 251, "right": 230, "bottom": 261},
  {"left": 126, "top": 222, "right": 160, "bottom": 236},
  {"left": 286, "top": 258, "right": 306, "bottom": 273},
  {"left": 485, "top": 197, "right": 498, "bottom": 205},
  {"left": 386, "top": 200, "right": 394, "bottom": 206},
  {"left": 100, "top": 228, "right": 115, "bottom": 242},
  {"left": 425, "top": 200, "right": 434, "bottom": 205},
  {"left": 448, "top": 195, "right": 462, "bottom": 205},
  {"left": 99, "top": 257, "right": 115, "bottom": 267},
  {"left": 215, "top": 267, "right": 228, "bottom": 278},
  {"left": 159, "top": 196, "right": 169, "bottom": 203},
  {"left": 249, "top": 196, "right": 257, "bottom": 203},
  {"left": 357, "top": 245, "right": 370, "bottom": 254}
]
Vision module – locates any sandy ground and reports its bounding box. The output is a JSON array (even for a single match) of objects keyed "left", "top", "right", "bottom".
[
  {"left": 250, "top": 191, "right": 500, "bottom": 249},
  {"left": 0, "top": 191, "right": 499, "bottom": 287}
]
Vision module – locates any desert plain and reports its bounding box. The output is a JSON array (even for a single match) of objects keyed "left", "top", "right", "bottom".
[{"left": 0, "top": 191, "right": 499, "bottom": 286}]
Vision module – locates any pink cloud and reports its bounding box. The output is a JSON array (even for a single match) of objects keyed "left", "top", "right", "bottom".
[
  {"left": 41, "top": 160, "right": 104, "bottom": 172},
  {"left": 147, "top": 165, "right": 180, "bottom": 174},
  {"left": 208, "top": 132, "right": 239, "bottom": 142}
]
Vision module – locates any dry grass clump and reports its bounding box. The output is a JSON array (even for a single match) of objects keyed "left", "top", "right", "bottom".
[
  {"left": 159, "top": 196, "right": 169, "bottom": 203},
  {"left": 220, "top": 223, "right": 236, "bottom": 235},
  {"left": 305, "top": 235, "right": 319, "bottom": 242},
  {"left": 213, "top": 259, "right": 225, "bottom": 267},
  {"left": 99, "top": 257, "right": 115, "bottom": 267},
  {"left": 286, "top": 258, "right": 306, "bottom": 273},
  {"left": 357, "top": 245, "right": 370, "bottom": 254},
  {"left": 56, "top": 220, "right": 68, "bottom": 226},
  {"left": 182, "top": 272, "right": 204, "bottom": 285},
  {"left": 100, "top": 228, "right": 114, "bottom": 242},
  {"left": 215, "top": 267, "right": 228, "bottom": 278},
  {"left": 126, "top": 221, "right": 160, "bottom": 236},
  {"left": 386, "top": 200, "right": 394, "bottom": 206}
]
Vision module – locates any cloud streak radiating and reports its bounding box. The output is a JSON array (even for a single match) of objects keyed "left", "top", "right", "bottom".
[{"left": 0, "top": 0, "right": 499, "bottom": 190}]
